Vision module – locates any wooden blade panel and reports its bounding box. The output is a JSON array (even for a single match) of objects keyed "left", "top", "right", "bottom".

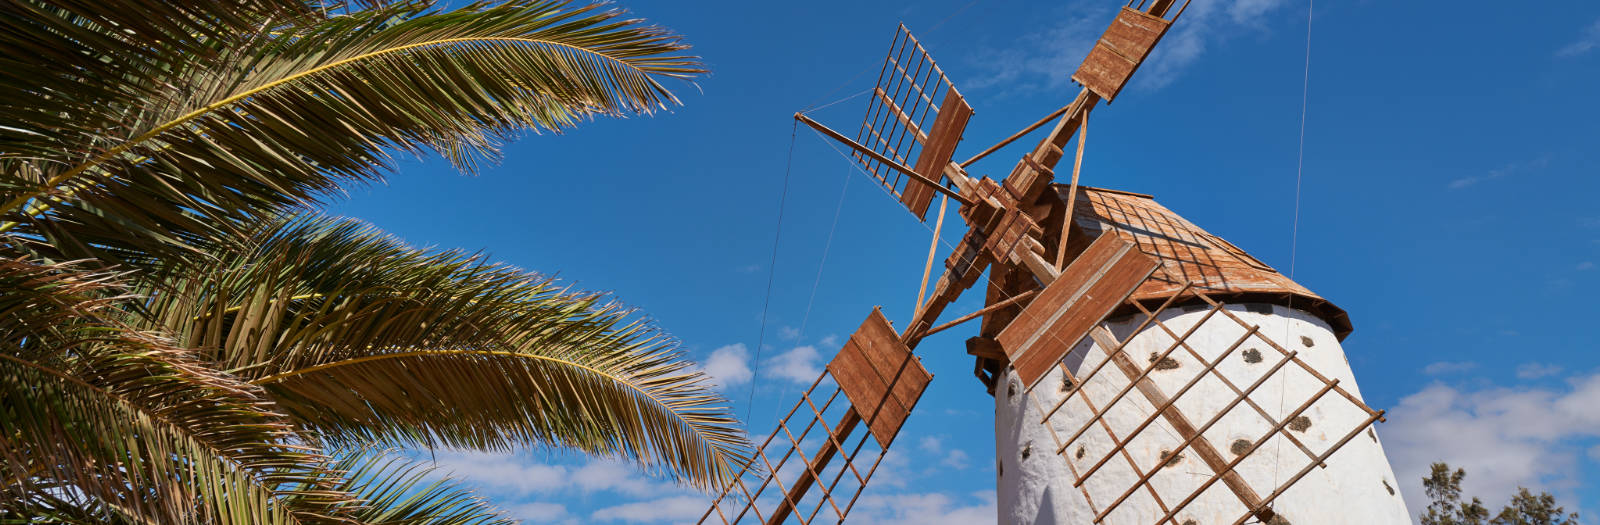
[
  {"left": 854, "top": 24, "right": 972, "bottom": 221},
  {"left": 997, "top": 234, "right": 1158, "bottom": 389},
  {"left": 1071, "top": 7, "right": 1172, "bottom": 102},
  {"left": 826, "top": 308, "right": 932, "bottom": 448}
]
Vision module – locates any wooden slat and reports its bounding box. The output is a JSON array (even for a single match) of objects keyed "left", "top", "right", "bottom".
[
  {"left": 1071, "top": 7, "right": 1171, "bottom": 102},
  {"left": 874, "top": 87, "right": 929, "bottom": 143},
  {"left": 1089, "top": 327, "right": 1269, "bottom": 523},
  {"left": 904, "top": 90, "right": 972, "bottom": 219},
  {"left": 825, "top": 309, "right": 933, "bottom": 448},
  {"left": 995, "top": 235, "right": 1157, "bottom": 388},
  {"left": 765, "top": 410, "right": 861, "bottom": 525}
]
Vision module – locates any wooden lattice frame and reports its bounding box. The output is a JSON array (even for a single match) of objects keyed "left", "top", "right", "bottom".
[
  {"left": 697, "top": 311, "right": 931, "bottom": 524},
  {"left": 853, "top": 24, "right": 972, "bottom": 221},
  {"left": 1015, "top": 284, "right": 1386, "bottom": 524}
]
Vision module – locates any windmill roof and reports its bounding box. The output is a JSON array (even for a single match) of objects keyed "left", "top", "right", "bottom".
[{"left": 1054, "top": 184, "right": 1353, "bottom": 339}]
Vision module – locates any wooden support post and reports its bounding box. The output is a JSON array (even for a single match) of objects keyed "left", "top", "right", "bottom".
[
  {"left": 960, "top": 104, "right": 1073, "bottom": 168},
  {"left": 919, "top": 288, "right": 1038, "bottom": 340},
  {"left": 914, "top": 195, "right": 949, "bottom": 317},
  {"left": 1057, "top": 111, "right": 1086, "bottom": 269},
  {"left": 766, "top": 409, "right": 862, "bottom": 525}
]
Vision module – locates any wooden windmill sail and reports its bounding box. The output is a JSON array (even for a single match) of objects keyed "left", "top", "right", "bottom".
[{"left": 700, "top": 1, "right": 1411, "bottom": 523}]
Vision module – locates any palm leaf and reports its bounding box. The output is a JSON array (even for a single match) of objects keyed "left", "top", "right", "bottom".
[
  {"left": 0, "top": 253, "right": 349, "bottom": 524},
  {"left": 1, "top": 0, "right": 703, "bottom": 268},
  {"left": 282, "top": 450, "right": 516, "bottom": 525},
  {"left": 134, "top": 214, "right": 749, "bottom": 491}
]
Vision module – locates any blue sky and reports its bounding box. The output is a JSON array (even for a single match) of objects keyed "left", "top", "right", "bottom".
[{"left": 327, "top": 0, "right": 1600, "bottom": 521}]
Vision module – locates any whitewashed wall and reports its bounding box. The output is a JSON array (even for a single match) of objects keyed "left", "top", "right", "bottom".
[{"left": 992, "top": 303, "right": 1410, "bottom": 524}]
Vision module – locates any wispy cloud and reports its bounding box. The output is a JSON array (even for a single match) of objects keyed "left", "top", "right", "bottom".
[
  {"left": 1384, "top": 369, "right": 1600, "bottom": 518},
  {"left": 506, "top": 502, "right": 574, "bottom": 524},
  {"left": 430, "top": 452, "right": 675, "bottom": 498},
  {"left": 1578, "top": 261, "right": 1595, "bottom": 271},
  {"left": 429, "top": 450, "right": 569, "bottom": 495},
  {"left": 848, "top": 490, "right": 997, "bottom": 525},
  {"left": 591, "top": 495, "right": 708, "bottom": 523},
  {"left": 778, "top": 325, "right": 801, "bottom": 340},
  {"left": 1516, "top": 362, "right": 1564, "bottom": 380},
  {"left": 965, "top": 0, "right": 1295, "bottom": 96},
  {"left": 1448, "top": 156, "right": 1550, "bottom": 189},
  {"left": 1423, "top": 360, "right": 1477, "bottom": 375},
  {"left": 1557, "top": 17, "right": 1600, "bottom": 57},
  {"left": 963, "top": 6, "right": 1107, "bottom": 95}
]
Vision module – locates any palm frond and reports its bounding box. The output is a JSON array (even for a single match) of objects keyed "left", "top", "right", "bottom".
[
  {"left": 282, "top": 450, "right": 515, "bottom": 525},
  {"left": 1, "top": 0, "right": 703, "bottom": 268},
  {"left": 135, "top": 214, "right": 749, "bottom": 490},
  {"left": 0, "top": 253, "right": 349, "bottom": 524}
]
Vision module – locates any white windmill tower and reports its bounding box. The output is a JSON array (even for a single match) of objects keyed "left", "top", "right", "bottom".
[{"left": 698, "top": 1, "right": 1412, "bottom": 523}]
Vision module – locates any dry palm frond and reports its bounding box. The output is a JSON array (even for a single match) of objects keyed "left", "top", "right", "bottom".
[
  {"left": 1, "top": 0, "right": 703, "bottom": 268},
  {"left": 135, "top": 214, "right": 750, "bottom": 490}
]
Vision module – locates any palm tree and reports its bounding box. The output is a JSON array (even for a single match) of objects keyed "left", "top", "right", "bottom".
[{"left": 0, "top": 1, "right": 745, "bottom": 522}]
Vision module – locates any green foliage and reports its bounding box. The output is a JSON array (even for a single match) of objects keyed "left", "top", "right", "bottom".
[
  {"left": 1421, "top": 462, "right": 1580, "bottom": 525},
  {"left": 1423, "top": 463, "right": 1491, "bottom": 525},
  {"left": 1493, "top": 488, "right": 1580, "bottom": 525},
  {"left": 0, "top": 0, "right": 746, "bottom": 522}
]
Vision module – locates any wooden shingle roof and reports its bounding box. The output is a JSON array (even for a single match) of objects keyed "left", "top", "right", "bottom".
[{"left": 1054, "top": 185, "right": 1353, "bottom": 339}]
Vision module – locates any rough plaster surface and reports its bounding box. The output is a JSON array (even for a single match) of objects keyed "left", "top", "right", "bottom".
[{"left": 993, "top": 304, "right": 1411, "bottom": 524}]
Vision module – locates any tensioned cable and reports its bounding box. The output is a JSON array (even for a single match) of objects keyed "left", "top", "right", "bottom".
[
  {"left": 745, "top": 121, "right": 799, "bottom": 423},
  {"left": 796, "top": 166, "right": 854, "bottom": 344},
  {"left": 1273, "top": 0, "right": 1315, "bottom": 509}
]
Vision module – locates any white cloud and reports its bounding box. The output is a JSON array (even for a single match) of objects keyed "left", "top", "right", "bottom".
[
  {"left": 699, "top": 343, "right": 753, "bottom": 390},
  {"left": 818, "top": 334, "right": 840, "bottom": 348},
  {"left": 779, "top": 326, "right": 801, "bottom": 340},
  {"left": 1422, "top": 361, "right": 1477, "bottom": 375},
  {"left": 1383, "top": 371, "right": 1600, "bottom": 517},
  {"left": 1448, "top": 156, "right": 1549, "bottom": 189},
  {"left": 919, "top": 435, "right": 943, "bottom": 454},
  {"left": 766, "top": 345, "right": 822, "bottom": 384},
  {"left": 591, "top": 495, "right": 709, "bottom": 523},
  {"left": 1516, "top": 362, "right": 1564, "bottom": 380},
  {"left": 1558, "top": 17, "right": 1600, "bottom": 57}
]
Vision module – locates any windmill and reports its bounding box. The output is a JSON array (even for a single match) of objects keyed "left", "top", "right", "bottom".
[{"left": 700, "top": 1, "right": 1412, "bottom": 523}]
